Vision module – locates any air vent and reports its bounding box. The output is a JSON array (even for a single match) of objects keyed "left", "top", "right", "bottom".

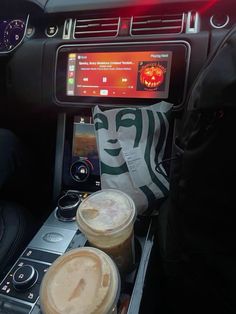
[
  {"left": 131, "top": 14, "right": 184, "bottom": 36},
  {"left": 74, "top": 17, "right": 120, "bottom": 38}
]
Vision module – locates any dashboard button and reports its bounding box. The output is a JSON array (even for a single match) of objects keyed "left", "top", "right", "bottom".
[
  {"left": 45, "top": 25, "right": 58, "bottom": 37},
  {"left": 26, "top": 26, "right": 35, "bottom": 38}
]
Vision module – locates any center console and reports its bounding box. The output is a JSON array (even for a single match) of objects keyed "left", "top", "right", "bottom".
[
  {"left": 0, "top": 40, "right": 190, "bottom": 313},
  {"left": 0, "top": 110, "right": 157, "bottom": 313},
  {"left": 0, "top": 108, "right": 157, "bottom": 313}
]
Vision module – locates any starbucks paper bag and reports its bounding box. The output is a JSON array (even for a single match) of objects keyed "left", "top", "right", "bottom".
[{"left": 93, "top": 102, "right": 173, "bottom": 214}]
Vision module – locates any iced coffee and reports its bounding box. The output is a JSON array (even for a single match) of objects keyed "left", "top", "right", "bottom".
[
  {"left": 40, "top": 247, "right": 120, "bottom": 314},
  {"left": 76, "top": 189, "right": 136, "bottom": 273}
]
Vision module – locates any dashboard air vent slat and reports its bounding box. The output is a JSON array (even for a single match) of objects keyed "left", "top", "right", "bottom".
[
  {"left": 131, "top": 14, "right": 184, "bottom": 36},
  {"left": 74, "top": 17, "right": 120, "bottom": 38}
]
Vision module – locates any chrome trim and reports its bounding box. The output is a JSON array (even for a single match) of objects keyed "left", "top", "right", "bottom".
[
  {"left": 22, "top": 247, "right": 62, "bottom": 262},
  {"left": 75, "top": 23, "right": 119, "bottom": 28},
  {"left": 131, "top": 26, "right": 181, "bottom": 32},
  {"left": 63, "top": 18, "right": 73, "bottom": 39},
  {"left": 12, "top": 266, "right": 38, "bottom": 291},
  {"left": 55, "top": 207, "right": 76, "bottom": 222},
  {"left": 210, "top": 15, "right": 229, "bottom": 29},
  {"left": 76, "top": 17, "right": 120, "bottom": 22},
  {"left": 133, "top": 18, "right": 182, "bottom": 24},
  {"left": 45, "top": 207, "right": 78, "bottom": 231},
  {"left": 0, "top": 294, "right": 35, "bottom": 309},
  {"left": 130, "top": 13, "right": 184, "bottom": 37},
  {"left": 127, "top": 225, "right": 153, "bottom": 313},
  {"left": 73, "top": 17, "right": 120, "bottom": 39},
  {"left": 186, "top": 11, "right": 200, "bottom": 34},
  {"left": 72, "top": 18, "right": 76, "bottom": 40},
  {"left": 20, "top": 257, "right": 52, "bottom": 266},
  {"left": 0, "top": 14, "right": 29, "bottom": 55},
  {"left": 58, "top": 191, "right": 81, "bottom": 210},
  {"left": 75, "top": 29, "right": 119, "bottom": 35},
  {"left": 54, "top": 40, "right": 191, "bottom": 110}
]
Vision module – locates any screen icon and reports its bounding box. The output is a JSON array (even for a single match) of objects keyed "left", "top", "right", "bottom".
[
  {"left": 100, "top": 90, "right": 108, "bottom": 96},
  {"left": 69, "top": 53, "right": 76, "bottom": 59},
  {"left": 69, "top": 65, "right": 75, "bottom": 71},
  {"left": 68, "top": 78, "right": 74, "bottom": 85},
  {"left": 102, "top": 77, "right": 107, "bottom": 83}
]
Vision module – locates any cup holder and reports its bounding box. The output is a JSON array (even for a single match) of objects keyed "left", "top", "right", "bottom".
[
  {"left": 84, "top": 237, "right": 142, "bottom": 275},
  {"left": 65, "top": 223, "right": 152, "bottom": 314}
]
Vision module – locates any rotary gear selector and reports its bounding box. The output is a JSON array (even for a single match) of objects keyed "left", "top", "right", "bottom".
[{"left": 57, "top": 191, "right": 81, "bottom": 221}]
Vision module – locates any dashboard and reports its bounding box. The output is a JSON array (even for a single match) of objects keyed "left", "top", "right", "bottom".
[{"left": 0, "top": 0, "right": 235, "bottom": 112}]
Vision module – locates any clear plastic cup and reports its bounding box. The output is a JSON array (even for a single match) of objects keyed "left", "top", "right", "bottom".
[
  {"left": 76, "top": 189, "right": 136, "bottom": 273},
  {"left": 40, "top": 247, "right": 120, "bottom": 314}
]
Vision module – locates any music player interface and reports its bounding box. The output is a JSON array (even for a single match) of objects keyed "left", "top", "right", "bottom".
[{"left": 67, "top": 51, "right": 172, "bottom": 99}]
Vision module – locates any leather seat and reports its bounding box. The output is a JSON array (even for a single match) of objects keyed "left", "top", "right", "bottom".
[{"left": 0, "top": 201, "right": 33, "bottom": 279}]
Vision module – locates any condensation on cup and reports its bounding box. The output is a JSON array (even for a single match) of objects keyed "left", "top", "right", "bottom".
[
  {"left": 40, "top": 247, "right": 120, "bottom": 314},
  {"left": 76, "top": 189, "right": 136, "bottom": 273}
]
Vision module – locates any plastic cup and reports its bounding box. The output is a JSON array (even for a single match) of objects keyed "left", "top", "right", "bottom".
[
  {"left": 76, "top": 189, "right": 136, "bottom": 273},
  {"left": 40, "top": 247, "right": 120, "bottom": 314}
]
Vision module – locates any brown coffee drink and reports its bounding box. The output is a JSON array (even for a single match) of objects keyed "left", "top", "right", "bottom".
[
  {"left": 76, "top": 189, "right": 136, "bottom": 273},
  {"left": 40, "top": 247, "right": 120, "bottom": 314}
]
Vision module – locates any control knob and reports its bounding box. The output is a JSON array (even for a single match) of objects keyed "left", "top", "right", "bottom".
[
  {"left": 57, "top": 192, "right": 81, "bottom": 221},
  {"left": 70, "top": 159, "right": 91, "bottom": 182},
  {"left": 12, "top": 265, "right": 38, "bottom": 291}
]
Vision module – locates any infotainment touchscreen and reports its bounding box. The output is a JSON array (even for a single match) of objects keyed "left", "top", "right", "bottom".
[
  {"left": 56, "top": 43, "right": 189, "bottom": 107},
  {"left": 66, "top": 51, "right": 172, "bottom": 99}
]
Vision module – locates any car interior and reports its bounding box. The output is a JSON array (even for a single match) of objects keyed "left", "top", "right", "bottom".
[{"left": 0, "top": 0, "right": 235, "bottom": 313}]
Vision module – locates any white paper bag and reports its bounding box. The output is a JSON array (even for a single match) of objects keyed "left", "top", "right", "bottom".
[{"left": 93, "top": 102, "right": 173, "bottom": 214}]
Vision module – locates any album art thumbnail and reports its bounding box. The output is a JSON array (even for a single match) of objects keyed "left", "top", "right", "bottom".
[{"left": 137, "top": 61, "right": 168, "bottom": 91}]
